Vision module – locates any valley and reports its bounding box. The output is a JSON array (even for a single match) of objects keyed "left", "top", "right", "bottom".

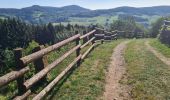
[{"left": 0, "top": 5, "right": 169, "bottom": 27}]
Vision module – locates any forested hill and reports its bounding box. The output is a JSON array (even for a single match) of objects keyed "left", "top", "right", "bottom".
[
  {"left": 75, "top": 6, "right": 170, "bottom": 17},
  {"left": 0, "top": 5, "right": 90, "bottom": 23},
  {"left": 1, "top": 5, "right": 170, "bottom": 25}
]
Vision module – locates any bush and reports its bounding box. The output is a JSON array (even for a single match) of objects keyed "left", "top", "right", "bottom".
[
  {"left": 0, "top": 49, "right": 15, "bottom": 76},
  {"left": 24, "top": 40, "right": 39, "bottom": 55}
]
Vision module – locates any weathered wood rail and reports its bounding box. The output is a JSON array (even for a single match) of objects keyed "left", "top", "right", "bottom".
[
  {"left": 160, "top": 20, "right": 170, "bottom": 45},
  {"left": 0, "top": 27, "right": 118, "bottom": 100}
]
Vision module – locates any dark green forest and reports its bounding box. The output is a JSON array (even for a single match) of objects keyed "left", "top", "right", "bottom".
[{"left": 0, "top": 18, "right": 89, "bottom": 76}]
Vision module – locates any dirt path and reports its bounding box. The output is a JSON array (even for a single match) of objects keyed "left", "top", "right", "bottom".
[
  {"left": 145, "top": 41, "right": 170, "bottom": 66},
  {"left": 103, "top": 41, "right": 131, "bottom": 100}
]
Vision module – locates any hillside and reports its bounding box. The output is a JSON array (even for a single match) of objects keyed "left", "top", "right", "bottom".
[
  {"left": 0, "top": 5, "right": 170, "bottom": 26},
  {"left": 0, "top": 5, "right": 90, "bottom": 23},
  {"left": 71, "top": 6, "right": 170, "bottom": 27},
  {"left": 76, "top": 6, "right": 170, "bottom": 17}
]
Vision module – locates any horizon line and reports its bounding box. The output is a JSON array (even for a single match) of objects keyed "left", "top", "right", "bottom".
[{"left": 0, "top": 4, "right": 170, "bottom": 10}]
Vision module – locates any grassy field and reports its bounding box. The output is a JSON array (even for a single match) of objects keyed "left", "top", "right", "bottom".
[
  {"left": 2, "top": 38, "right": 170, "bottom": 100},
  {"left": 149, "top": 39, "right": 170, "bottom": 58},
  {"left": 0, "top": 42, "right": 95, "bottom": 99},
  {"left": 53, "top": 16, "right": 118, "bottom": 26},
  {"left": 53, "top": 14, "right": 160, "bottom": 28},
  {"left": 124, "top": 39, "right": 170, "bottom": 100},
  {"left": 45, "top": 40, "right": 123, "bottom": 100},
  {"left": 0, "top": 40, "right": 123, "bottom": 99}
]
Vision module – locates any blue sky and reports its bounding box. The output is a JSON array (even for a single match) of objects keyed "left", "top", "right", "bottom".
[{"left": 0, "top": 0, "right": 170, "bottom": 10}]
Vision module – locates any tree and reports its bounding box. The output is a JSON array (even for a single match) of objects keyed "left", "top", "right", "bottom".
[
  {"left": 150, "top": 17, "right": 164, "bottom": 38},
  {"left": 47, "top": 23, "right": 56, "bottom": 44},
  {"left": 0, "top": 18, "right": 31, "bottom": 49},
  {"left": 110, "top": 15, "right": 146, "bottom": 38}
]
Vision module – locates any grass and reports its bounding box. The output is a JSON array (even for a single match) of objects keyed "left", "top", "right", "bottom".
[
  {"left": 124, "top": 39, "right": 170, "bottom": 100},
  {"left": 0, "top": 40, "right": 123, "bottom": 100},
  {"left": 45, "top": 40, "right": 123, "bottom": 100},
  {"left": 53, "top": 16, "right": 118, "bottom": 26},
  {"left": 149, "top": 39, "right": 170, "bottom": 58},
  {"left": 53, "top": 15, "right": 161, "bottom": 28},
  {"left": 0, "top": 42, "right": 86, "bottom": 99}
]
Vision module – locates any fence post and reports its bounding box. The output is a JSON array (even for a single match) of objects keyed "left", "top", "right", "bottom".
[
  {"left": 89, "top": 31, "right": 93, "bottom": 40},
  {"left": 115, "top": 30, "right": 118, "bottom": 40},
  {"left": 111, "top": 32, "right": 114, "bottom": 40},
  {"left": 75, "top": 31, "right": 81, "bottom": 67},
  {"left": 101, "top": 30, "right": 104, "bottom": 44},
  {"left": 92, "top": 31, "right": 95, "bottom": 45},
  {"left": 32, "top": 45, "right": 48, "bottom": 84},
  {"left": 83, "top": 31, "right": 88, "bottom": 44},
  {"left": 14, "top": 48, "right": 27, "bottom": 95}
]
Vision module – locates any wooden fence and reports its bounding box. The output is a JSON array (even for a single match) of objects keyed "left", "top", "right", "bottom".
[
  {"left": 0, "top": 28, "right": 117, "bottom": 100},
  {"left": 160, "top": 20, "right": 170, "bottom": 45}
]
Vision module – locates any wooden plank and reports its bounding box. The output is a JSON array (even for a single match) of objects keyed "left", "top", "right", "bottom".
[
  {"left": 94, "top": 40, "right": 102, "bottom": 43},
  {"left": 32, "top": 55, "right": 82, "bottom": 100},
  {"left": 112, "top": 30, "right": 118, "bottom": 33},
  {"left": 81, "top": 43, "right": 96, "bottom": 60},
  {"left": 0, "top": 66, "right": 29, "bottom": 88},
  {"left": 24, "top": 44, "right": 81, "bottom": 90},
  {"left": 164, "top": 20, "right": 170, "bottom": 26},
  {"left": 104, "top": 36, "right": 112, "bottom": 40},
  {"left": 95, "top": 34, "right": 104, "bottom": 40},
  {"left": 95, "top": 34, "right": 105, "bottom": 36},
  {"left": 80, "top": 30, "right": 96, "bottom": 39},
  {"left": 32, "top": 45, "right": 48, "bottom": 84},
  {"left": 13, "top": 90, "right": 31, "bottom": 100},
  {"left": 111, "top": 34, "right": 117, "bottom": 37},
  {"left": 95, "top": 27, "right": 105, "bottom": 31},
  {"left": 104, "top": 31, "right": 112, "bottom": 34},
  {"left": 20, "top": 34, "right": 80, "bottom": 65},
  {"left": 104, "top": 36, "right": 112, "bottom": 38},
  {"left": 117, "top": 31, "right": 125, "bottom": 33},
  {"left": 111, "top": 34, "right": 117, "bottom": 40},
  {"left": 83, "top": 31, "right": 88, "bottom": 44},
  {"left": 80, "top": 37, "right": 95, "bottom": 49}
]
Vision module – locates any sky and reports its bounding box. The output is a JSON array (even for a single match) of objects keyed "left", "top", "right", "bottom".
[{"left": 0, "top": 0, "right": 170, "bottom": 10}]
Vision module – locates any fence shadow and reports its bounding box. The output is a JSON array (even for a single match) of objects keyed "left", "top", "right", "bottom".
[{"left": 46, "top": 44, "right": 100, "bottom": 99}]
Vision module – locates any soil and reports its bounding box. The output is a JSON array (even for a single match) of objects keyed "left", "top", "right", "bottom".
[
  {"left": 102, "top": 41, "right": 131, "bottom": 100},
  {"left": 146, "top": 41, "right": 170, "bottom": 66}
]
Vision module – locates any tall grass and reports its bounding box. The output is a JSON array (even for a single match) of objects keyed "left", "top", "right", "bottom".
[
  {"left": 124, "top": 39, "right": 170, "bottom": 100},
  {"left": 46, "top": 40, "right": 123, "bottom": 100},
  {"left": 0, "top": 40, "right": 123, "bottom": 100},
  {"left": 150, "top": 39, "right": 170, "bottom": 58}
]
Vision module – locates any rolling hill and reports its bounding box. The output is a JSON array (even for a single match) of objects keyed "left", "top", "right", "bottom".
[
  {"left": 0, "top": 5, "right": 90, "bottom": 23},
  {"left": 0, "top": 5, "right": 170, "bottom": 27}
]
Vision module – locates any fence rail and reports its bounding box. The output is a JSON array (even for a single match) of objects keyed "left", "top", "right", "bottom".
[{"left": 0, "top": 27, "right": 118, "bottom": 100}]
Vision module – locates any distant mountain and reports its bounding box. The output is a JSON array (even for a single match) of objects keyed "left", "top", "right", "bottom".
[
  {"left": 74, "top": 6, "right": 170, "bottom": 17},
  {"left": 0, "top": 5, "right": 91, "bottom": 23},
  {"left": 0, "top": 5, "right": 170, "bottom": 25},
  {"left": 113, "top": 6, "right": 170, "bottom": 15}
]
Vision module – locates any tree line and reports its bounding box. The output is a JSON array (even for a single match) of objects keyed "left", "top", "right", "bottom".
[
  {"left": 0, "top": 18, "right": 88, "bottom": 75},
  {"left": 109, "top": 15, "right": 148, "bottom": 38}
]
